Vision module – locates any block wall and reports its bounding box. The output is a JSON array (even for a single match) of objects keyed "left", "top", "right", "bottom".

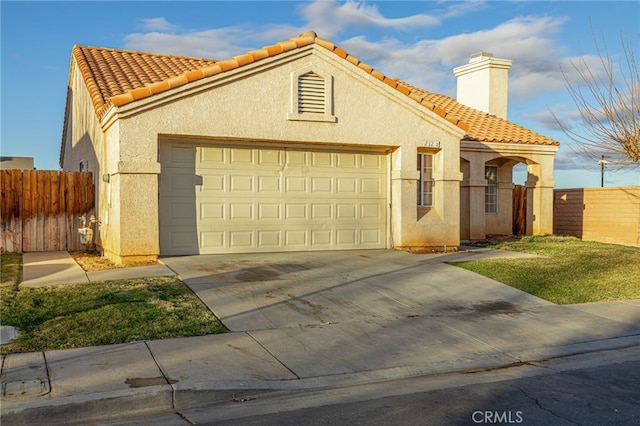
[{"left": 554, "top": 187, "right": 640, "bottom": 247}]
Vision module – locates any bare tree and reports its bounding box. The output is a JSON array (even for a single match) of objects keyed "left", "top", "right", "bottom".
[{"left": 552, "top": 32, "right": 639, "bottom": 169}]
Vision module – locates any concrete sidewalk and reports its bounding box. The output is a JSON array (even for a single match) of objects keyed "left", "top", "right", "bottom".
[
  {"left": 2, "top": 249, "right": 639, "bottom": 425},
  {"left": 19, "top": 251, "right": 175, "bottom": 288}
]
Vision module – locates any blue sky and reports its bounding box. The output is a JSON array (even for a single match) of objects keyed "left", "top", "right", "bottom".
[{"left": 1, "top": 0, "right": 638, "bottom": 188}]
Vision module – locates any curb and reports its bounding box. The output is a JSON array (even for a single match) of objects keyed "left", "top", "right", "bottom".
[
  {"left": 3, "top": 336, "right": 640, "bottom": 425},
  {"left": 1, "top": 386, "right": 173, "bottom": 426}
]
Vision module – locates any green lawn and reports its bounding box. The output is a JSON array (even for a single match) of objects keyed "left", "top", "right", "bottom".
[
  {"left": 453, "top": 236, "right": 640, "bottom": 304},
  {"left": 0, "top": 254, "right": 227, "bottom": 354}
]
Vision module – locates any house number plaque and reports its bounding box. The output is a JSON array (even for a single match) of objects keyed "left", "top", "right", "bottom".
[{"left": 423, "top": 140, "right": 441, "bottom": 148}]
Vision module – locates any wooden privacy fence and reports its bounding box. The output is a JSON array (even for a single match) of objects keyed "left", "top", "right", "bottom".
[
  {"left": 512, "top": 185, "right": 527, "bottom": 236},
  {"left": 1, "top": 170, "right": 95, "bottom": 252}
]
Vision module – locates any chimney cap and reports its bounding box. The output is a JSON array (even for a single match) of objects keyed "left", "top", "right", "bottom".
[{"left": 470, "top": 52, "right": 494, "bottom": 63}]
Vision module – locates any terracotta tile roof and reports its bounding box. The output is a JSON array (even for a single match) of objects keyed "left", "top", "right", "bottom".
[
  {"left": 71, "top": 46, "right": 219, "bottom": 120},
  {"left": 401, "top": 83, "right": 559, "bottom": 146},
  {"left": 70, "top": 30, "right": 558, "bottom": 146}
]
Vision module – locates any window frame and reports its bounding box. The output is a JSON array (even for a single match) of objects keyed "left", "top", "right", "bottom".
[
  {"left": 485, "top": 165, "right": 498, "bottom": 213},
  {"left": 417, "top": 152, "right": 434, "bottom": 208}
]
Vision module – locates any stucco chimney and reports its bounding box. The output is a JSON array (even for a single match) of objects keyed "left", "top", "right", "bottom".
[{"left": 453, "top": 52, "right": 512, "bottom": 119}]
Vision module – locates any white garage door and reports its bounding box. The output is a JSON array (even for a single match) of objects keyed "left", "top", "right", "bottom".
[{"left": 159, "top": 141, "right": 388, "bottom": 255}]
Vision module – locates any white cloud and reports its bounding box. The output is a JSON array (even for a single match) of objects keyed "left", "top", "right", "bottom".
[
  {"left": 340, "top": 35, "right": 454, "bottom": 95},
  {"left": 139, "top": 17, "right": 177, "bottom": 32},
  {"left": 298, "top": 0, "right": 440, "bottom": 39},
  {"left": 554, "top": 146, "right": 601, "bottom": 171},
  {"left": 333, "top": 15, "right": 573, "bottom": 101},
  {"left": 437, "top": 0, "right": 489, "bottom": 19},
  {"left": 525, "top": 106, "right": 570, "bottom": 132}
]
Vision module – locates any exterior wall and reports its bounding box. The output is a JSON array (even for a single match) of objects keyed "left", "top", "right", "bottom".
[
  {"left": 102, "top": 45, "right": 465, "bottom": 259},
  {"left": 554, "top": 187, "right": 640, "bottom": 247},
  {"left": 61, "top": 61, "right": 104, "bottom": 251}
]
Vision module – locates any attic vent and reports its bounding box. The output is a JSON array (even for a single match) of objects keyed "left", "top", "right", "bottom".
[
  {"left": 298, "top": 72, "right": 325, "bottom": 114},
  {"left": 287, "top": 67, "right": 336, "bottom": 123}
]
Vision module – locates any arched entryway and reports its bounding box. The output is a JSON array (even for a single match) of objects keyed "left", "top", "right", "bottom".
[{"left": 459, "top": 146, "right": 556, "bottom": 242}]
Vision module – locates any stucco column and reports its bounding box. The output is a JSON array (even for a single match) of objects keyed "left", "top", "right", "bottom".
[
  {"left": 106, "top": 161, "right": 161, "bottom": 264},
  {"left": 390, "top": 147, "right": 420, "bottom": 247},
  {"left": 525, "top": 163, "right": 555, "bottom": 236}
]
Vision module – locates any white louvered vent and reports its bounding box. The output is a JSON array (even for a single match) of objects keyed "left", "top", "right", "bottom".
[{"left": 298, "top": 72, "right": 325, "bottom": 114}]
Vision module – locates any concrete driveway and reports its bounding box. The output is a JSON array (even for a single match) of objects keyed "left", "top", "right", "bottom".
[
  {"left": 161, "top": 249, "right": 640, "bottom": 381},
  {"left": 162, "top": 249, "right": 552, "bottom": 332}
]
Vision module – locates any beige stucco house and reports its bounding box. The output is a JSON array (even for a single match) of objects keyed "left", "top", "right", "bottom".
[{"left": 60, "top": 31, "right": 558, "bottom": 264}]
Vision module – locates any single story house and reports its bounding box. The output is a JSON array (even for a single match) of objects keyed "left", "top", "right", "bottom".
[{"left": 60, "top": 31, "right": 558, "bottom": 264}]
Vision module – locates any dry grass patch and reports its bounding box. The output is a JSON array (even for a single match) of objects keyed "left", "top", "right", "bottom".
[{"left": 70, "top": 251, "right": 158, "bottom": 271}]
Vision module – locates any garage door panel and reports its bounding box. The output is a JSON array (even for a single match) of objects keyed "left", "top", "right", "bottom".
[
  {"left": 361, "top": 229, "right": 383, "bottom": 244},
  {"left": 311, "top": 230, "right": 332, "bottom": 245},
  {"left": 200, "top": 203, "right": 225, "bottom": 220},
  {"left": 285, "top": 230, "right": 307, "bottom": 247},
  {"left": 161, "top": 229, "right": 199, "bottom": 255},
  {"left": 361, "top": 178, "right": 383, "bottom": 194},
  {"left": 229, "top": 203, "right": 254, "bottom": 220},
  {"left": 311, "top": 152, "right": 332, "bottom": 167},
  {"left": 198, "top": 146, "right": 225, "bottom": 165},
  {"left": 336, "top": 153, "right": 357, "bottom": 168},
  {"left": 336, "top": 203, "right": 357, "bottom": 219},
  {"left": 160, "top": 143, "right": 387, "bottom": 255},
  {"left": 361, "top": 203, "right": 383, "bottom": 219},
  {"left": 258, "top": 176, "right": 281, "bottom": 193},
  {"left": 258, "top": 150, "right": 283, "bottom": 166},
  {"left": 229, "top": 175, "right": 254, "bottom": 192},
  {"left": 361, "top": 154, "right": 384, "bottom": 169},
  {"left": 160, "top": 172, "right": 198, "bottom": 194},
  {"left": 258, "top": 230, "right": 281, "bottom": 247},
  {"left": 201, "top": 174, "right": 225, "bottom": 192},
  {"left": 162, "top": 145, "right": 196, "bottom": 167},
  {"left": 285, "top": 204, "right": 307, "bottom": 220},
  {"left": 285, "top": 176, "right": 308, "bottom": 192},
  {"left": 336, "top": 178, "right": 357, "bottom": 193},
  {"left": 229, "top": 231, "right": 253, "bottom": 248},
  {"left": 230, "top": 148, "right": 254, "bottom": 164},
  {"left": 258, "top": 203, "right": 282, "bottom": 220},
  {"left": 311, "top": 177, "right": 332, "bottom": 193},
  {"left": 336, "top": 229, "right": 356, "bottom": 245},
  {"left": 286, "top": 151, "right": 307, "bottom": 166},
  {"left": 311, "top": 203, "right": 332, "bottom": 220},
  {"left": 159, "top": 198, "right": 196, "bottom": 226},
  {"left": 200, "top": 231, "right": 225, "bottom": 250}
]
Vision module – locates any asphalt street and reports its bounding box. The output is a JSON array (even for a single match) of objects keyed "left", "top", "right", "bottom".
[{"left": 104, "top": 346, "right": 640, "bottom": 425}]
